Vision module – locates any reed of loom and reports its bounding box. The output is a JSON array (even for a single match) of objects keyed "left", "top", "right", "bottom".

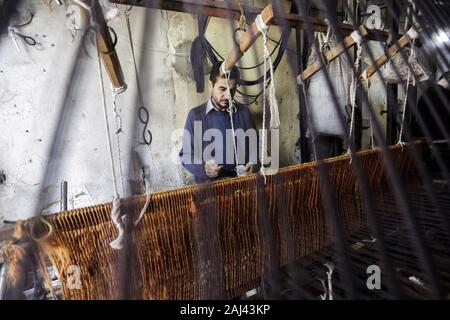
[{"left": 2, "top": 142, "right": 424, "bottom": 300}]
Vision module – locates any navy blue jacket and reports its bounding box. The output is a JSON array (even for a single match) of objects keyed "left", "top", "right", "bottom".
[{"left": 179, "top": 100, "right": 258, "bottom": 183}]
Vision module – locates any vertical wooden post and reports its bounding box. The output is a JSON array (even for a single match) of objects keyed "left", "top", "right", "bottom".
[{"left": 294, "top": 1, "right": 310, "bottom": 163}]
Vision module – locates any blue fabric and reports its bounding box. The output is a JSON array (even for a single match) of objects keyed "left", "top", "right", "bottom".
[{"left": 180, "top": 102, "right": 258, "bottom": 183}]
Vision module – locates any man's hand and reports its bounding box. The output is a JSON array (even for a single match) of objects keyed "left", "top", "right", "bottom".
[
  {"left": 241, "top": 162, "right": 258, "bottom": 176},
  {"left": 205, "top": 159, "right": 223, "bottom": 178}
]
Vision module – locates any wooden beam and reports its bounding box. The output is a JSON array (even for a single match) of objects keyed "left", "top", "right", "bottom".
[
  {"left": 110, "top": 0, "right": 400, "bottom": 42},
  {"left": 221, "top": 4, "right": 274, "bottom": 75},
  {"left": 297, "top": 24, "right": 368, "bottom": 84},
  {"left": 363, "top": 34, "right": 412, "bottom": 80},
  {"left": 78, "top": 0, "right": 127, "bottom": 92}
]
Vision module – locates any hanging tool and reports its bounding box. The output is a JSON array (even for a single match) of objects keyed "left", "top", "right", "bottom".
[{"left": 8, "top": 26, "right": 36, "bottom": 53}]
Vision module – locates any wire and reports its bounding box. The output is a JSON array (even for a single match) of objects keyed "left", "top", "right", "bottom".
[{"left": 205, "top": 32, "right": 281, "bottom": 70}]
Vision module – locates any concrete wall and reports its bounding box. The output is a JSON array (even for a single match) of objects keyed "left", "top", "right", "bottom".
[
  {"left": 0, "top": 0, "right": 301, "bottom": 223},
  {"left": 1, "top": 0, "right": 436, "bottom": 226}
]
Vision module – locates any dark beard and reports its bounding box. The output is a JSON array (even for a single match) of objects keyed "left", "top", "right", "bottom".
[{"left": 212, "top": 98, "right": 229, "bottom": 111}]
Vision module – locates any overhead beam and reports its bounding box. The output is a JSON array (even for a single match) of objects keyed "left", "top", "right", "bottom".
[
  {"left": 110, "top": 0, "right": 400, "bottom": 42},
  {"left": 221, "top": 4, "right": 274, "bottom": 75},
  {"left": 362, "top": 28, "right": 419, "bottom": 80},
  {"left": 297, "top": 24, "right": 369, "bottom": 84}
]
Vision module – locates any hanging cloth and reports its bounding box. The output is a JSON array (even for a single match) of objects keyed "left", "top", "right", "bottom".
[
  {"left": 190, "top": 16, "right": 218, "bottom": 92},
  {"left": 306, "top": 33, "right": 352, "bottom": 138}
]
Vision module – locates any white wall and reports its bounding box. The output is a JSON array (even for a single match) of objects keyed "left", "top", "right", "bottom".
[{"left": 0, "top": 1, "right": 301, "bottom": 223}]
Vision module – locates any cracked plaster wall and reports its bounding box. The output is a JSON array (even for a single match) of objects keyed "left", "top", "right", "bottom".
[{"left": 0, "top": 1, "right": 301, "bottom": 224}]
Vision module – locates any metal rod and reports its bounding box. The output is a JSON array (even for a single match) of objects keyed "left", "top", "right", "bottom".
[{"left": 60, "top": 181, "right": 68, "bottom": 211}]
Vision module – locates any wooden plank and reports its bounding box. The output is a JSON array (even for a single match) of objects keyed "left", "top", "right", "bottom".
[
  {"left": 95, "top": 0, "right": 127, "bottom": 92},
  {"left": 79, "top": 0, "right": 127, "bottom": 92},
  {"left": 110, "top": 0, "right": 399, "bottom": 42},
  {"left": 222, "top": 4, "right": 274, "bottom": 74},
  {"left": 297, "top": 24, "right": 368, "bottom": 83},
  {"left": 364, "top": 34, "right": 412, "bottom": 79}
]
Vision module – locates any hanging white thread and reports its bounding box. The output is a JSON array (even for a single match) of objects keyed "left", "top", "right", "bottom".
[
  {"left": 256, "top": 15, "right": 268, "bottom": 183},
  {"left": 360, "top": 70, "right": 374, "bottom": 149},
  {"left": 221, "top": 62, "right": 243, "bottom": 176},
  {"left": 97, "top": 35, "right": 118, "bottom": 197},
  {"left": 323, "top": 18, "right": 332, "bottom": 45},
  {"left": 346, "top": 33, "right": 363, "bottom": 162},
  {"left": 397, "top": 41, "right": 416, "bottom": 147},
  {"left": 325, "top": 263, "right": 334, "bottom": 300},
  {"left": 406, "top": 28, "right": 419, "bottom": 41},
  {"left": 317, "top": 278, "right": 328, "bottom": 300},
  {"left": 134, "top": 192, "right": 151, "bottom": 227},
  {"left": 112, "top": 92, "right": 125, "bottom": 196},
  {"left": 261, "top": 57, "right": 267, "bottom": 184},
  {"left": 125, "top": 8, "right": 155, "bottom": 226},
  {"left": 109, "top": 196, "right": 125, "bottom": 250},
  {"left": 350, "top": 30, "right": 363, "bottom": 44},
  {"left": 256, "top": 13, "right": 281, "bottom": 182},
  {"left": 397, "top": 70, "right": 411, "bottom": 147},
  {"left": 258, "top": 17, "right": 280, "bottom": 129},
  {"left": 255, "top": 13, "right": 268, "bottom": 33},
  {"left": 96, "top": 32, "right": 125, "bottom": 250}
]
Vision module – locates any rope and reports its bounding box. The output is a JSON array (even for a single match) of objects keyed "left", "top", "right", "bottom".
[
  {"left": 319, "top": 19, "right": 332, "bottom": 61},
  {"left": 325, "top": 262, "right": 334, "bottom": 300},
  {"left": 109, "top": 196, "right": 125, "bottom": 250},
  {"left": 255, "top": 13, "right": 281, "bottom": 182},
  {"left": 261, "top": 56, "right": 267, "bottom": 183},
  {"left": 221, "top": 62, "right": 243, "bottom": 177},
  {"left": 324, "top": 19, "right": 332, "bottom": 44},
  {"left": 96, "top": 33, "right": 119, "bottom": 198},
  {"left": 125, "top": 9, "right": 145, "bottom": 108},
  {"left": 266, "top": 40, "right": 280, "bottom": 129},
  {"left": 96, "top": 31, "right": 124, "bottom": 249},
  {"left": 112, "top": 92, "right": 125, "bottom": 196},
  {"left": 30, "top": 214, "right": 53, "bottom": 242},
  {"left": 396, "top": 22, "right": 415, "bottom": 148},
  {"left": 256, "top": 15, "right": 268, "bottom": 183},
  {"left": 125, "top": 8, "right": 155, "bottom": 226},
  {"left": 134, "top": 193, "right": 151, "bottom": 227},
  {"left": 397, "top": 41, "right": 416, "bottom": 147},
  {"left": 360, "top": 70, "right": 374, "bottom": 149},
  {"left": 238, "top": 2, "right": 247, "bottom": 32},
  {"left": 346, "top": 32, "right": 363, "bottom": 162}
]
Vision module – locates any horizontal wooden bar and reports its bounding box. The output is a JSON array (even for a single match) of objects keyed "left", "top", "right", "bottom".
[
  {"left": 222, "top": 4, "right": 274, "bottom": 75},
  {"left": 298, "top": 24, "right": 369, "bottom": 83},
  {"left": 110, "top": 0, "right": 400, "bottom": 42},
  {"left": 363, "top": 33, "right": 412, "bottom": 79}
]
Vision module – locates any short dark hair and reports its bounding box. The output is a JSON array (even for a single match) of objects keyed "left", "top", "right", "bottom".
[
  {"left": 439, "top": 71, "right": 450, "bottom": 82},
  {"left": 209, "top": 61, "right": 240, "bottom": 86}
]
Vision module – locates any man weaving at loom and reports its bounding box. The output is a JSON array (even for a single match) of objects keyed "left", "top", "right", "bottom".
[{"left": 179, "top": 62, "right": 259, "bottom": 183}]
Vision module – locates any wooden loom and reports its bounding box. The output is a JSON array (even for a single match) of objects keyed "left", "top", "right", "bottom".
[
  {"left": 297, "top": 25, "right": 369, "bottom": 84},
  {"left": 4, "top": 142, "right": 424, "bottom": 300}
]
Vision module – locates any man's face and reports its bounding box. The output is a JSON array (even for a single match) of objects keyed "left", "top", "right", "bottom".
[{"left": 209, "top": 77, "right": 237, "bottom": 111}]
